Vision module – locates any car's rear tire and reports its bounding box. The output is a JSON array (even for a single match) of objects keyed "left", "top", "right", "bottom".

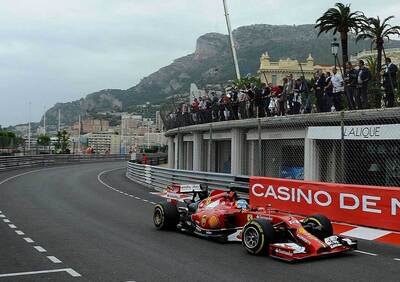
[
  {"left": 242, "top": 219, "right": 275, "bottom": 255},
  {"left": 303, "top": 214, "right": 333, "bottom": 240},
  {"left": 153, "top": 202, "right": 179, "bottom": 230}
]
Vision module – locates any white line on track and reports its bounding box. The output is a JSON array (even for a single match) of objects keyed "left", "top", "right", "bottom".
[
  {"left": 3, "top": 219, "right": 10, "bottom": 223},
  {"left": 394, "top": 258, "right": 400, "bottom": 261},
  {"left": 33, "top": 246, "right": 47, "bottom": 253},
  {"left": 8, "top": 224, "right": 17, "bottom": 229},
  {"left": 23, "top": 237, "right": 34, "bottom": 243},
  {"left": 15, "top": 230, "right": 25, "bottom": 235},
  {"left": 0, "top": 268, "right": 81, "bottom": 278},
  {"left": 0, "top": 214, "right": 5, "bottom": 218},
  {"left": 47, "top": 256, "right": 62, "bottom": 263},
  {"left": 97, "top": 167, "right": 157, "bottom": 205},
  {"left": 354, "top": 250, "right": 378, "bottom": 256}
]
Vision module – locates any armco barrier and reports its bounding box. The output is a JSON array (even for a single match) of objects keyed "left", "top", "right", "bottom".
[
  {"left": 126, "top": 163, "right": 400, "bottom": 232},
  {"left": 126, "top": 162, "right": 249, "bottom": 195},
  {"left": 250, "top": 177, "right": 400, "bottom": 232},
  {"left": 0, "top": 154, "right": 129, "bottom": 171}
]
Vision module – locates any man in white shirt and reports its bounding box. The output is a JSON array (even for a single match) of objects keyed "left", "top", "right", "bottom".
[{"left": 330, "top": 67, "right": 344, "bottom": 111}]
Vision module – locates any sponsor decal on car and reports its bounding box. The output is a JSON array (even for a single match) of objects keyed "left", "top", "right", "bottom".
[{"left": 201, "top": 215, "right": 207, "bottom": 227}]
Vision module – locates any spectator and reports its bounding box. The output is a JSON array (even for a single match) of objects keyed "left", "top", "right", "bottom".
[
  {"left": 383, "top": 57, "right": 398, "bottom": 108},
  {"left": 277, "top": 78, "right": 288, "bottom": 116},
  {"left": 246, "top": 85, "right": 255, "bottom": 118},
  {"left": 261, "top": 83, "right": 271, "bottom": 117},
  {"left": 356, "top": 59, "right": 371, "bottom": 109},
  {"left": 230, "top": 89, "right": 239, "bottom": 120},
  {"left": 254, "top": 85, "right": 265, "bottom": 117},
  {"left": 292, "top": 79, "right": 302, "bottom": 114},
  {"left": 286, "top": 74, "right": 295, "bottom": 114},
  {"left": 330, "top": 67, "right": 344, "bottom": 111},
  {"left": 314, "top": 71, "right": 326, "bottom": 112},
  {"left": 324, "top": 71, "right": 333, "bottom": 112},
  {"left": 344, "top": 62, "right": 357, "bottom": 110},
  {"left": 238, "top": 89, "right": 248, "bottom": 119}
]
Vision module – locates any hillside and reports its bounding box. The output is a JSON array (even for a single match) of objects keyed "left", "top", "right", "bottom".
[{"left": 43, "top": 24, "right": 400, "bottom": 126}]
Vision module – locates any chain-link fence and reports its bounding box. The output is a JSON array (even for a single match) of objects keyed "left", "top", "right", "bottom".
[{"left": 257, "top": 110, "right": 400, "bottom": 187}]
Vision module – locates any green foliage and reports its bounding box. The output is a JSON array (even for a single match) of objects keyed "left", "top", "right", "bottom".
[
  {"left": 357, "top": 15, "right": 400, "bottom": 79},
  {"left": 54, "top": 130, "right": 70, "bottom": 154},
  {"left": 232, "top": 75, "right": 261, "bottom": 89},
  {"left": 37, "top": 134, "right": 51, "bottom": 146},
  {"left": 0, "top": 130, "right": 20, "bottom": 148},
  {"left": 365, "top": 56, "right": 377, "bottom": 81}
]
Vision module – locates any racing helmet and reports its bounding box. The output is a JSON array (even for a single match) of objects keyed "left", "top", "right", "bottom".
[{"left": 236, "top": 199, "right": 249, "bottom": 209}]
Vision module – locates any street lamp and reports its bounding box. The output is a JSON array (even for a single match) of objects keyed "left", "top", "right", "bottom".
[{"left": 331, "top": 37, "right": 340, "bottom": 68}]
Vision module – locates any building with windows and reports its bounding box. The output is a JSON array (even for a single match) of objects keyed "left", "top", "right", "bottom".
[
  {"left": 87, "top": 133, "right": 120, "bottom": 154},
  {"left": 350, "top": 48, "right": 400, "bottom": 65},
  {"left": 259, "top": 52, "right": 332, "bottom": 85}
]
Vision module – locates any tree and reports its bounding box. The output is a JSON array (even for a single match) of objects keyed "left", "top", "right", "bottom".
[
  {"left": 357, "top": 16, "right": 400, "bottom": 81},
  {"left": 55, "top": 130, "right": 70, "bottom": 154},
  {"left": 37, "top": 134, "right": 50, "bottom": 146},
  {"left": 315, "top": 3, "right": 364, "bottom": 74}
]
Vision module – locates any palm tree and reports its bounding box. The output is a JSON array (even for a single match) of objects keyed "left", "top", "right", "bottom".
[
  {"left": 315, "top": 3, "right": 364, "bottom": 73},
  {"left": 356, "top": 16, "right": 400, "bottom": 81}
]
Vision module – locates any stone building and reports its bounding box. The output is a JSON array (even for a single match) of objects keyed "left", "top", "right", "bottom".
[
  {"left": 350, "top": 48, "right": 400, "bottom": 65},
  {"left": 259, "top": 52, "right": 332, "bottom": 85}
]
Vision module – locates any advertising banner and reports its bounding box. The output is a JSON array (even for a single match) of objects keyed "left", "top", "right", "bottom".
[{"left": 249, "top": 177, "right": 400, "bottom": 231}]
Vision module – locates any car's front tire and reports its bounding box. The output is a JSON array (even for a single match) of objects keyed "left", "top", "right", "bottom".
[
  {"left": 153, "top": 202, "right": 179, "bottom": 230},
  {"left": 242, "top": 219, "right": 275, "bottom": 255},
  {"left": 303, "top": 214, "right": 333, "bottom": 240}
]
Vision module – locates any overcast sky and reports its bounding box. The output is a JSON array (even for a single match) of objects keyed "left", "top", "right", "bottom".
[{"left": 1, "top": 0, "right": 399, "bottom": 126}]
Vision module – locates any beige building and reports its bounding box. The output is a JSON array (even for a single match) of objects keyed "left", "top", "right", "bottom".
[
  {"left": 259, "top": 52, "right": 332, "bottom": 85},
  {"left": 87, "top": 132, "right": 120, "bottom": 154},
  {"left": 350, "top": 48, "right": 400, "bottom": 65},
  {"left": 121, "top": 114, "right": 143, "bottom": 136},
  {"left": 73, "top": 118, "right": 110, "bottom": 134}
]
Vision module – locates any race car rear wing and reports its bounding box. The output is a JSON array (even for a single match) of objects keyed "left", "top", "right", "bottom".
[{"left": 178, "top": 184, "right": 206, "bottom": 193}]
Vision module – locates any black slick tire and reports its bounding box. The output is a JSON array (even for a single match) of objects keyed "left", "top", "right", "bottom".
[
  {"left": 153, "top": 202, "right": 179, "bottom": 230},
  {"left": 242, "top": 218, "right": 275, "bottom": 255},
  {"left": 303, "top": 214, "right": 333, "bottom": 240}
]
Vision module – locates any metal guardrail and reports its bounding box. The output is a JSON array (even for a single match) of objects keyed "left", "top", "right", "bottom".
[
  {"left": 126, "top": 162, "right": 250, "bottom": 196},
  {"left": 130, "top": 153, "right": 168, "bottom": 166},
  {"left": 0, "top": 154, "right": 129, "bottom": 171}
]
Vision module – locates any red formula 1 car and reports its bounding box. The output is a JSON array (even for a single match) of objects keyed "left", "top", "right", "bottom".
[{"left": 153, "top": 184, "right": 357, "bottom": 262}]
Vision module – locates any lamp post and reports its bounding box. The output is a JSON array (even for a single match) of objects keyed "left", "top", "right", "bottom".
[{"left": 331, "top": 37, "right": 339, "bottom": 69}]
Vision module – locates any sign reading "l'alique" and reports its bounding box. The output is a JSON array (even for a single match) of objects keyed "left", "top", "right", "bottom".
[{"left": 307, "top": 124, "right": 400, "bottom": 140}]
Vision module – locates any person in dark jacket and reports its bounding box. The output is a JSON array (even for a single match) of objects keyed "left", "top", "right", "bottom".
[
  {"left": 383, "top": 57, "right": 398, "bottom": 108},
  {"left": 356, "top": 60, "right": 371, "bottom": 109},
  {"left": 344, "top": 62, "right": 358, "bottom": 110},
  {"left": 314, "top": 71, "right": 326, "bottom": 112}
]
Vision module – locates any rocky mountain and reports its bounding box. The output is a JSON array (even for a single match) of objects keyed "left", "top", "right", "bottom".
[{"left": 43, "top": 24, "right": 400, "bottom": 126}]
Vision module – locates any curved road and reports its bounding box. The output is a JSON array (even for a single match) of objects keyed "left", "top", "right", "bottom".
[{"left": 0, "top": 162, "right": 399, "bottom": 281}]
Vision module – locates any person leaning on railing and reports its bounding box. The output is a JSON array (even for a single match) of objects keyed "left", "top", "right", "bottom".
[{"left": 382, "top": 57, "right": 398, "bottom": 108}]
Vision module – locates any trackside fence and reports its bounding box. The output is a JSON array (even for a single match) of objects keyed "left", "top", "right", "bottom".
[
  {"left": 126, "top": 162, "right": 249, "bottom": 194},
  {"left": 0, "top": 154, "right": 129, "bottom": 171}
]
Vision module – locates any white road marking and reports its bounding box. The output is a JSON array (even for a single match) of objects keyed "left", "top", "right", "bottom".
[
  {"left": 23, "top": 237, "right": 34, "bottom": 243},
  {"left": 354, "top": 250, "right": 378, "bottom": 256},
  {"left": 135, "top": 197, "right": 140, "bottom": 200},
  {"left": 142, "top": 199, "right": 149, "bottom": 203},
  {"left": 394, "top": 258, "right": 400, "bottom": 261},
  {"left": 150, "top": 201, "right": 156, "bottom": 205},
  {"left": 15, "top": 230, "right": 25, "bottom": 235},
  {"left": 3, "top": 219, "right": 10, "bottom": 223},
  {"left": 8, "top": 224, "right": 17, "bottom": 229},
  {"left": 47, "top": 256, "right": 62, "bottom": 263},
  {"left": 97, "top": 167, "right": 126, "bottom": 190},
  {"left": 0, "top": 268, "right": 81, "bottom": 278},
  {"left": 0, "top": 214, "right": 5, "bottom": 218},
  {"left": 341, "top": 227, "right": 391, "bottom": 240},
  {"left": 33, "top": 246, "right": 47, "bottom": 253}
]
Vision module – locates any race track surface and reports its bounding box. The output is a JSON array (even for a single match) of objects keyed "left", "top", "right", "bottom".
[{"left": 0, "top": 162, "right": 399, "bottom": 281}]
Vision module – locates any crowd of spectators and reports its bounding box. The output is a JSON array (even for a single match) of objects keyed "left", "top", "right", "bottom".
[{"left": 165, "top": 59, "right": 398, "bottom": 129}]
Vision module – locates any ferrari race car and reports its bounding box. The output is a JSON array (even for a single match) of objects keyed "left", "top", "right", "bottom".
[{"left": 153, "top": 184, "right": 357, "bottom": 261}]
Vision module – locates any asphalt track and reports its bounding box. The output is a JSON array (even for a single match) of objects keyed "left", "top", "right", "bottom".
[{"left": 0, "top": 162, "right": 399, "bottom": 282}]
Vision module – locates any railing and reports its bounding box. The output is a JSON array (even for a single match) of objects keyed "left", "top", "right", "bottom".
[
  {"left": 126, "top": 162, "right": 249, "bottom": 195},
  {"left": 129, "top": 153, "right": 168, "bottom": 166},
  {"left": 0, "top": 154, "right": 129, "bottom": 171}
]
